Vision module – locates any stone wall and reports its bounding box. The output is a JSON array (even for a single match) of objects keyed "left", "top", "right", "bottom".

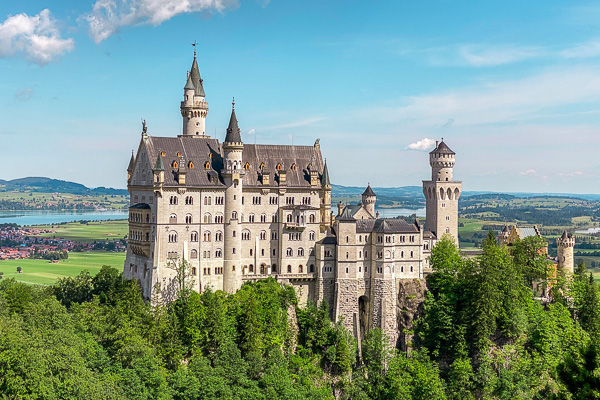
[{"left": 396, "top": 278, "right": 427, "bottom": 351}]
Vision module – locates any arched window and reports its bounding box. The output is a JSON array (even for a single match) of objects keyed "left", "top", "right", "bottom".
[
  {"left": 242, "top": 230, "right": 251, "bottom": 240},
  {"left": 272, "top": 264, "right": 277, "bottom": 274},
  {"left": 232, "top": 211, "right": 238, "bottom": 220},
  {"left": 192, "top": 267, "right": 197, "bottom": 275},
  {"left": 203, "top": 213, "right": 212, "bottom": 223},
  {"left": 298, "top": 248, "right": 304, "bottom": 256},
  {"left": 309, "top": 264, "right": 314, "bottom": 273},
  {"left": 276, "top": 163, "right": 282, "bottom": 171},
  {"left": 291, "top": 163, "right": 297, "bottom": 171},
  {"left": 169, "top": 213, "right": 177, "bottom": 224},
  {"left": 191, "top": 231, "right": 198, "bottom": 242},
  {"left": 188, "top": 161, "right": 194, "bottom": 169},
  {"left": 185, "top": 214, "right": 192, "bottom": 224},
  {"left": 309, "top": 214, "right": 315, "bottom": 223},
  {"left": 215, "top": 248, "right": 223, "bottom": 257},
  {"left": 286, "top": 214, "right": 293, "bottom": 223},
  {"left": 248, "top": 214, "right": 255, "bottom": 223},
  {"left": 172, "top": 161, "right": 178, "bottom": 169},
  {"left": 249, "top": 264, "right": 254, "bottom": 272},
  {"left": 203, "top": 231, "right": 211, "bottom": 242},
  {"left": 168, "top": 231, "right": 177, "bottom": 243},
  {"left": 205, "top": 161, "right": 211, "bottom": 169},
  {"left": 287, "top": 265, "right": 292, "bottom": 273},
  {"left": 215, "top": 214, "right": 224, "bottom": 224},
  {"left": 191, "top": 249, "right": 198, "bottom": 259},
  {"left": 244, "top": 162, "right": 250, "bottom": 170},
  {"left": 170, "top": 196, "right": 178, "bottom": 205},
  {"left": 309, "top": 231, "right": 315, "bottom": 241},
  {"left": 215, "top": 231, "right": 223, "bottom": 241},
  {"left": 410, "top": 251, "right": 414, "bottom": 258},
  {"left": 410, "top": 266, "right": 414, "bottom": 272},
  {"left": 260, "top": 231, "right": 267, "bottom": 240},
  {"left": 286, "top": 248, "right": 293, "bottom": 257},
  {"left": 260, "top": 214, "right": 267, "bottom": 223},
  {"left": 298, "top": 265, "right": 303, "bottom": 273}
]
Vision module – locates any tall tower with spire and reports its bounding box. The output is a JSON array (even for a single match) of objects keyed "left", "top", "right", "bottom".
[
  {"left": 180, "top": 48, "right": 209, "bottom": 137},
  {"left": 320, "top": 159, "right": 332, "bottom": 231},
  {"left": 222, "top": 99, "right": 244, "bottom": 293},
  {"left": 422, "top": 139, "right": 462, "bottom": 243},
  {"left": 362, "top": 184, "right": 376, "bottom": 218}
]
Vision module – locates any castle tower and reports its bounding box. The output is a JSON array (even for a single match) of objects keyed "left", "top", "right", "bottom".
[
  {"left": 556, "top": 230, "right": 575, "bottom": 275},
  {"left": 362, "top": 184, "right": 376, "bottom": 218},
  {"left": 320, "top": 160, "right": 332, "bottom": 231},
  {"left": 222, "top": 99, "right": 244, "bottom": 293},
  {"left": 499, "top": 225, "right": 510, "bottom": 246},
  {"left": 422, "top": 140, "right": 462, "bottom": 243},
  {"left": 180, "top": 49, "right": 209, "bottom": 137},
  {"left": 127, "top": 151, "right": 135, "bottom": 184}
]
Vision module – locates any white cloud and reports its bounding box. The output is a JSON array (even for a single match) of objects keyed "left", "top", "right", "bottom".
[
  {"left": 561, "top": 40, "right": 600, "bottom": 59},
  {"left": 558, "top": 171, "right": 584, "bottom": 177},
  {"left": 406, "top": 138, "right": 435, "bottom": 151},
  {"left": 15, "top": 88, "right": 33, "bottom": 101},
  {"left": 246, "top": 128, "right": 255, "bottom": 135},
  {"left": 84, "top": 0, "right": 241, "bottom": 43},
  {"left": 519, "top": 169, "right": 537, "bottom": 176},
  {"left": 457, "top": 44, "right": 542, "bottom": 67},
  {"left": 0, "top": 9, "right": 74, "bottom": 65}
]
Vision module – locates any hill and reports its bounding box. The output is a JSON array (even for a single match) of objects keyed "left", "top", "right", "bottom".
[{"left": 0, "top": 177, "right": 127, "bottom": 196}]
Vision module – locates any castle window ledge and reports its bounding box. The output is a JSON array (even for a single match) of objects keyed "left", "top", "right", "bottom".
[
  {"left": 284, "top": 222, "right": 306, "bottom": 230},
  {"left": 220, "top": 169, "right": 246, "bottom": 175}
]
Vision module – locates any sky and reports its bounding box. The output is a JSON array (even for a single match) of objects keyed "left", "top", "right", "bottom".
[{"left": 1, "top": 1, "right": 600, "bottom": 193}]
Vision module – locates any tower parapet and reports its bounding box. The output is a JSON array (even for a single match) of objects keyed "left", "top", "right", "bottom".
[{"left": 556, "top": 230, "right": 575, "bottom": 275}]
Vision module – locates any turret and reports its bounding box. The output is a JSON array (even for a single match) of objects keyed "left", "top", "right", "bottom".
[
  {"left": 127, "top": 151, "right": 135, "bottom": 183},
  {"left": 430, "top": 139, "right": 456, "bottom": 181},
  {"left": 362, "top": 184, "right": 376, "bottom": 218},
  {"left": 180, "top": 48, "right": 209, "bottom": 137},
  {"left": 153, "top": 154, "right": 164, "bottom": 185},
  {"left": 320, "top": 159, "right": 332, "bottom": 230},
  {"left": 222, "top": 99, "right": 244, "bottom": 293},
  {"left": 556, "top": 230, "right": 575, "bottom": 275},
  {"left": 499, "top": 225, "right": 510, "bottom": 246}
]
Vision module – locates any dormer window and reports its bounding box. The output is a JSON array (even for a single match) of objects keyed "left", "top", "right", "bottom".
[
  {"left": 260, "top": 162, "right": 265, "bottom": 171},
  {"left": 244, "top": 162, "right": 250, "bottom": 170},
  {"left": 188, "top": 161, "right": 194, "bottom": 169},
  {"left": 177, "top": 152, "right": 182, "bottom": 157},
  {"left": 291, "top": 163, "right": 297, "bottom": 171},
  {"left": 172, "top": 161, "right": 178, "bottom": 169},
  {"left": 204, "top": 161, "right": 211, "bottom": 170},
  {"left": 161, "top": 151, "right": 166, "bottom": 157},
  {"left": 276, "top": 163, "right": 282, "bottom": 171}
]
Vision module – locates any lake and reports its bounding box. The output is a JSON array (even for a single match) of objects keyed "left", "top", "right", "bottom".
[
  {"left": 0, "top": 210, "right": 128, "bottom": 226},
  {"left": 0, "top": 206, "right": 424, "bottom": 226}
]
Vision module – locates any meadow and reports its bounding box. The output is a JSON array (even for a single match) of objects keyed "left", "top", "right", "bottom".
[
  {"left": 30, "top": 220, "right": 128, "bottom": 243},
  {"left": 0, "top": 251, "right": 126, "bottom": 286},
  {"left": 0, "top": 190, "right": 128, "bottom": 210}
]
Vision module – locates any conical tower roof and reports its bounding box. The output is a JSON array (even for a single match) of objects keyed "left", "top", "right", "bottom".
[
  {"left": 184, "top": 73, "right": 195, "bottom": 90},
  {"left": 430, "top": 140, "right": 455, "bottom": 155},
  {"left": 127, "top": 152, "right": 135, "bottom": 172},
  {"left": 189, "top": 53, "right": 205, "bottom": 97},
  {"left": 321, "top": 160, "right": 331, "bottom": 187},
  {"left": 362, "top": 184, "right": 376, "bottom": 197},
  {"left": 561, "top": 230, "right": 569, "bottom": 240},
  {"left": 224, "top": 100, "right": 242, "bottom": 143},
  {"left": 153, "top": 154, "right": 164, "bottom": 171}
]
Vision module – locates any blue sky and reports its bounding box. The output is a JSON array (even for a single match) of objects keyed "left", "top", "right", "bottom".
[{"left": 1, "top": 1, "right": 600, "bottom": 193}]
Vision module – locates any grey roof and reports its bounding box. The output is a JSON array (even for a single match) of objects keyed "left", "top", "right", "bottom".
[
  {"left": 424, "top": 231, "right": 436, "bottom": 239},
  {"left": 356, "top": 218, "right": 418, "bottom": 233},
  {"left": 189, "top": 55, "right": 205, "bottom": 97},
  {"left": 225, "top": 107, "right": 242, "bottom": 143},
  {"left": 130, "top": 203, "right": 151, "bottom": 209},
  {"left": 184, "top": 74, "right": 195, "bottom": 90},
  {"left": 362, "top": 184, "right": 376, "bottom": 197},
  {"left": 321, "top": 161, "right": 331, "bottom": 187},
  {"left": 502, "top": 225, "right": 510, "bottom": 233},
  {"left": 321, "top": 231, "right": 337, "bottom": 244},
  {"left": 515, "top": 227, "right": 539, "bottom": 239},
  {"left": 142, "top": 136, "right": 324, "bottom": 188},
  {"left": 127, "top": 152, "right": 135, "bottom": 172},
  {"left": 560, "top": 230, "right": 571, "bottom": 239},
  {"left": 337, "top": 207, "right": 356, "bottom": 221},
  {"left": 430, "top": 140, "right": 455, "bottom": 155},
  {"left": 153, "top": 153, "right": 164, "bottom": 171}
]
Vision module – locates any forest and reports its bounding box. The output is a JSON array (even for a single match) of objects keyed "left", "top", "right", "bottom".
[{"left": 0, "top": 234, "right": 599, "bottom": 399}]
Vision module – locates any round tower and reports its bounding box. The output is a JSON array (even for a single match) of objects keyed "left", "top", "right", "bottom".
[
  {"left": 222, "top": 99, "right": 244, "bottom": 293},
  {"left": 556, "top": 230, "right": 575, "bottom": 275},
  {"left": 422, "top": 139, "right": 462, "bottom": 243},
  {"left": 499, "top": 225, "right": 510, "bottom": 246},
  {"left": 362, "top": 184, "right": 376, "bottom": 218},
  {"left": 430, "top": 140, "right": 456, "bottom": 181},
  {"left": 180, "top": 49, "right": 209, "bottom": 137}
]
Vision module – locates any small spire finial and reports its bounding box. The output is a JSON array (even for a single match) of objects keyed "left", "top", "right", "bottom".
[
  {"left": 192, "top": 41, "right": 197, "bottom": 57},
  {"left": 232, "top": 96, "right": 235, "bottom": 110}
]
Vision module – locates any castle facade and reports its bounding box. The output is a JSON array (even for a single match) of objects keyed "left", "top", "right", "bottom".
[{"left": 124, "top": 52, "right": 462, "bottom": 344}]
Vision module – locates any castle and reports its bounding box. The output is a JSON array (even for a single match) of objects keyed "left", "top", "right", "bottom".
[{"left": 124, "top": 51, "right": 463, "bottom": 344}]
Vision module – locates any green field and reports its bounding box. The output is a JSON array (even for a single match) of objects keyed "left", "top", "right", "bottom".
[
  {"left": 30, "top": 220, "right": 128, "bottom": 243},
  {"left": 0, "top": 251, "right": 126, "bottom": 286}
]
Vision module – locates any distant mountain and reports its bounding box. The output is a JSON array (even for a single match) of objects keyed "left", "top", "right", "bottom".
[{"left": 0, "top": 177, "right": 128, "bottom": 196}]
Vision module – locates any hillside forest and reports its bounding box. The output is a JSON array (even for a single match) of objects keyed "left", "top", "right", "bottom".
[{"left": 0, "top": 233, "right": 599, "bottom": 399}]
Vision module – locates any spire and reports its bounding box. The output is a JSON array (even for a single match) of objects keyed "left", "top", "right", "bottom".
[
  {"left": 224, "top": 98, "right": 242, "bottom": 143},
  {"left": 561, "top": 230, "right": 569, "bottom": 240},
  {"left": 153, "top": 154, "right": 164, "bottom": 171},
  {"left": 127, "top": 151, "right": 135, "bottom": 172},
  {"left": 189, "top": 51, "right": 205, "bottom": 97},
  {"left": 184, "top": 73, "right": 195, "bottom": 90},
  {"left": 430, "top": 139, "right": 455, "bottom": 155},
  {"left": 362, "top": 183, "right": 375, "bottom": 197},
  {"left": 321, "top": 159, "right": 331, "bottom": 187}
]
